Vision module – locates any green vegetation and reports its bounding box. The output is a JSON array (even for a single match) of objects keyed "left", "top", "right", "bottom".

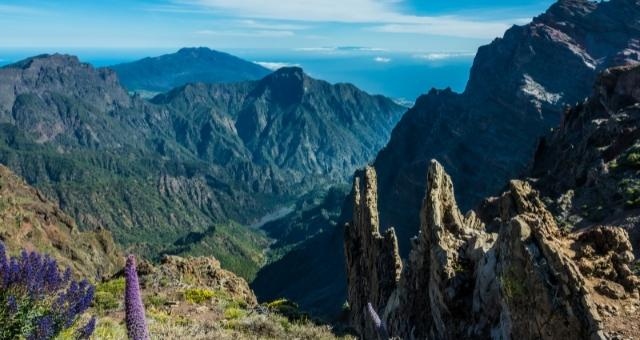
[
  {"left": 184, "top": 288, "right": 216, "bottom": 304},
  {"left": 93, "top": 278, "right": 125, "bottom": 312},
  {"left": 619, "top": 178, "right": 640, "bottom": 208},
  {"left": 500, "top": 270, "right": 526, "bottom": 301},
  {"left": 265, "top": 299, "right": 309, "bottom": 321}
]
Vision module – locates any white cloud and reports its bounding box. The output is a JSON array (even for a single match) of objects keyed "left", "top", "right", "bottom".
[
  {"left": 254, "top": 61, "right": 301, "bottom": 70},
  {"left": 294, "top": 46, "right": 386, "bottom": 53},
  {"left": 237, "top": 19, "right": 309, "bottom": 31},
  {"left": 374, "top": 56, "right": 391, "bottom": 63},
  {"left": 175, "top": 0, "right": 521, "bottom": 38},
  {"left": 413, "top": 52, "right": 476, "bottom": 60},
  {"left": 195, "top": 29, "right": 294, "bottom": 37}
]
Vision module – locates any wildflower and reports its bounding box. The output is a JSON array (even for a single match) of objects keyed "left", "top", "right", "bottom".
[
  {"left": 124, "top": 255, "right": 150, "bottom": 340},
  {"left": 366, "top": 302, "right": 390, "bottom": 339},
  {"left": 0, "top": 241, "right": 95, "bottom": 340}
]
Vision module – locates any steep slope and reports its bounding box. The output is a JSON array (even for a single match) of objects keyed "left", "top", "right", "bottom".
[
  {"left": 0, "top": 164, "right": 122, "bottom": 280},
  {"left": 531, "top": 64, "right": 640, "bottom": 256},
  {"left": 343, "top": 63, "right": 640, "bottom": 340},
  {"left": 373, "top": 0, "right": 640, "bottom": 254},
  {"left": 110, "top": 47, "right": 271, "bottom": 93}
]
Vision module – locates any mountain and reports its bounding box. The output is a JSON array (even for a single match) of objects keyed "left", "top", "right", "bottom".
[
  {"left": 371, "top": 0, "right": 640, "bottom": 255},
  {"left": 0, "top": 164, "right": 122, "bottom": 280},
  {"left": 344, "top": 64, "right": 640, "bottom": 339},
  {"left": 154, "top": 67, "right": 404, "bottom": 186},
  {"left": 110, "top": 47, "right": 271, "bottom": 93},
  {"left": 254, "top": 0, "right": 640, "bottom": 318},
  {"left": 0, "top": 54, "right": 404, "bottom": 280}
]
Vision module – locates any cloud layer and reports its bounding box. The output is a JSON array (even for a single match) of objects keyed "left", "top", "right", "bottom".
[{"left": 177, "top": 0, "right": 522, "bottom": 39}]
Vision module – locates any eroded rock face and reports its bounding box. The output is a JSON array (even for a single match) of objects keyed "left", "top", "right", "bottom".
[
  {"left": 345, "top": 161, "right": 639, "bottom": 339},
  {"left": 344, "top": 166, "right": 402, "bottom": 339}
]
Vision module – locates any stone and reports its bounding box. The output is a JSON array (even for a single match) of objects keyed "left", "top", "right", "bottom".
[{"left": 595, "top": 280, "right": 627, "bottom": 299}]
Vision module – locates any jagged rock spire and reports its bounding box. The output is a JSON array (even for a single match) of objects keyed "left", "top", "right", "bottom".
[
  {"left": 346, "top": 160, "right": 637, "bottom": 339},
  {"left": 344, "top": 166, "right": 402, "bottom": 339}
]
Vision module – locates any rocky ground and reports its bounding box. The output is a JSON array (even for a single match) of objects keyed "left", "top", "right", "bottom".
[{"left": 92, "top": 255, "right": 354, "bottom": 339}]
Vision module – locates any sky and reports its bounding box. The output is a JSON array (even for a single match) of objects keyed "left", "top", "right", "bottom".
[{"left": 0, "top": 0, "right": 555, "bottom": 53}]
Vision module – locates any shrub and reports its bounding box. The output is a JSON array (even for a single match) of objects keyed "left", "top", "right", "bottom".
[
  {"left": 183, "top": 288, "right": 215, "bottom": 304},
  {"left": 265, "top": 298, "right": 308, "bottom": 321},
  {"left": 0, "top": 242, "right": 95, "bottom": 340},
  {"left": 94, "top": 277, "right": 126, "bottom": 312},
  {"left": 224, "top": 307, "right": 247, "bottom": 320}
]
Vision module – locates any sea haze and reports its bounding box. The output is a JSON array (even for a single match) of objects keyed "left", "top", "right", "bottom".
[{"left": 0, "top": 48, "right": 474, "bottom": 103}]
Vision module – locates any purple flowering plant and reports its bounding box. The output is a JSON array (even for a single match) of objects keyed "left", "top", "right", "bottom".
[
  {"left": 367, "top": 302, "right": 390, "bottom": 340},
  {"left": 124, "top": 254, "right": 149, "bottom": 340},
  {"left": 0, "top": 241, "right": 95, "bottom": 340}
]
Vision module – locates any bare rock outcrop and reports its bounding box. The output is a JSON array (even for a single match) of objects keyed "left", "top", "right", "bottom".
[
  {"left": 138, "top": 255, "right": 257, "bottom": 306},
  {"left": 344, "top": 166, "right": 402, "bottom": 339},
  {"left": 345, "top": 161, "right": 639, "bottom": 339}
]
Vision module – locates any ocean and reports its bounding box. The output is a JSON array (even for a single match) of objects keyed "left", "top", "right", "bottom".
[{"left": 0, "top": 48, "right": 474, "bottom": 103}]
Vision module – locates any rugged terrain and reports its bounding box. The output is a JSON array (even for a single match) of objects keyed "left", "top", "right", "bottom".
[
  {"left": 261, "top": 0, "right": 640, "bottom": 317},
  {"left": 344, "top": 65, "right": 640, "bottom": 339},
  {"left": 110, "top": 47, "right": 271, "bottom": 94},
  {"left": 374, "top": 0, "right": 640, "bottom": 253},
  {"left": 93, "top": 254, "right": 354, "bottom": 340},
  {"left": 0, "top": 53, "right": 403, "bottom": 278}
]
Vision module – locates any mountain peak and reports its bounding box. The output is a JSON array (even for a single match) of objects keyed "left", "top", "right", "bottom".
[
  {"left": 111, "top": 48, "right": 271, "bottom": 92},
  {"left": 269, "top": 66, "right": 306, "bottom": 81},
  {"left": 176, "top": 46, "right": 222, "bottom": 57},
  {"left": 5, "top": 53, "right": 82, "bottom": 70}
]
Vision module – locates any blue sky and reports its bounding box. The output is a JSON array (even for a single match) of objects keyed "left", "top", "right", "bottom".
[{"left": 0, "top": 0, "right": 554, "bottom": 52}]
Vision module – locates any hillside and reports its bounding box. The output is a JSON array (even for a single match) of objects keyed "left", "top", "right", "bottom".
[
  {"left": 0, "top": 54, "right": 404, "bottom": 279},
  {"left": 110, "top": 47, "right": 271, "bottom": 94},
  {"left": 0, "top": 164, "right": 122, "bottom": 280}
]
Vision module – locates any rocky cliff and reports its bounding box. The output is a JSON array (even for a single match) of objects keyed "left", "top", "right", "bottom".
[
  {"left": 345, "top": 65, "right": 640, "bottom": 339},
  {"left": 372, "top": 0, "right": 640, "bottom": 255}
]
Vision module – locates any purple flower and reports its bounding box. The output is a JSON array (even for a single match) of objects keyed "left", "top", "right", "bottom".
[
  {"left": 125, "top": 255, "right": 149, "bottom": 340},
  {"left": 0, "top": 241, "right": 95, "bottom": 339},
  {"left": 77, "top": 316, "right": 96, "bottom": 339},
  {"left": 366, "top": 302, "right": 390, "bottom": 339}
]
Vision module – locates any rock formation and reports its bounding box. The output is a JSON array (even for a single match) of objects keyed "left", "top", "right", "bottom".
[
  {"left": 344, "top": 167, "right": 402, "bottom": 339},
  {"left": 345, "top": 64, "right": 640, "bottom": 339},
  {"left": 138, "top": 255, "right": 257, "bottom": 306},
  {"left": 346, "top": 162, "right": 639, "bottom": 339}
]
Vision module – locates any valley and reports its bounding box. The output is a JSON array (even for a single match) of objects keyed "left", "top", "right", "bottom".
[{"left": 0, "top": 0, "right": 639, "bottom": 339}]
